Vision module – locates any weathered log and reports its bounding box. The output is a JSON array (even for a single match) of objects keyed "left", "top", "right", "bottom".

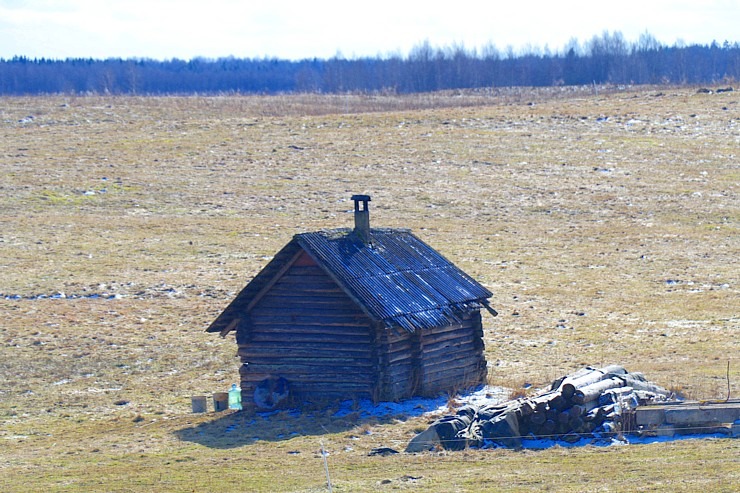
[
  {"left": 633, "top": 390, "right": 670, "bottom": 404},
  {"left": 599, "top": 386, "right": 636, "bottom": 406},
  {"left": 569, "top": 404, "right": 585, "bottom": 418},
  {"left": 539, "top": 419, "right": 557, "bottom": 437},
  {"left": 559, "top": 365, "right": 627, "bottom": 397},
  {"left": 582, "top": 420, "right": 597, "bottom": 433},
  {"left": 616, "top": 375, "right": 670, "bottom": 396},
  {"left": 568, "top": 416, "right": 584, "bottom": 431},
  {"left": 583, "top": 407, "right": 604, "bottom": 423},
  {"left": 534, "top": 400, "right": 548, "bottom": 413},
  {"left": 572, "top": 378, "right": 625, "bottom": 405},
  {"left": 556, "top": 421, "right": 571, "bottom": 435},
  {"left": 418, "top": 328, "right": 478, "bottom": 346},
  {"left": 549, "top": 394, "right": 568, "bottom": 411},
  {"left": 519, "top": 400, "right": 535, "bottom": 417},
  {"left": 530, "top": 409, "right": 547, "bottom": 426}
]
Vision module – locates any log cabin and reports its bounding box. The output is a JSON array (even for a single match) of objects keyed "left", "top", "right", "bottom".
[{"left": 206, "top": 195, "right": 497, "bottom": 410}]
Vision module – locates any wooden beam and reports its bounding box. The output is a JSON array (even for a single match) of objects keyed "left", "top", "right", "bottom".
[
  {"left": 219, "top": 318, "right": 239, "bottom": 338},
  {"left": 245, "top": 248, "right": 305, "bottom": 313},
  {"left": 635, "top": 399, "right": 740, "bottom": 427}
]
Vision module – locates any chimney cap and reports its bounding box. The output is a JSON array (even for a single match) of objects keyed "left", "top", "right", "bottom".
[{"left": 351, "top": 194, "right": 371, "bottom": 202}]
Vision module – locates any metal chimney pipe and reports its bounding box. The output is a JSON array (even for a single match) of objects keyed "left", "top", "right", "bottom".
[{"left": 351, "top": 194, "right": 371, "bottom": 243}]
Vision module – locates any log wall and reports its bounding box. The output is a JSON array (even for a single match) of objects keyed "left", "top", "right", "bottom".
[
  {"left": 237, "top": 252, "right": 376, "bottom": 407},
  {"left": 418, "top": 310, "right": 487, "bottom": 395},
  {"left": 235, "top": 249, "right": 487, "bottom": 409},
  {"left": 374, "top": 311, "right": 487, "bottom": 401},
  {"left": 375, "top": 328, "right": 418, "bottom": 401}
]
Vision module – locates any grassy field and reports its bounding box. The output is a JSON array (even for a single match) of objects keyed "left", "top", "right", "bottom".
[{"left": 1, "top": 86, "right": 738, "bottom": 492}]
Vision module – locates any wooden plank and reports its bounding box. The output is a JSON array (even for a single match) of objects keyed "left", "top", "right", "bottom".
[
  {"left": 421, "top": 339, "right": 477, "bottom": 356},
  {"left": 249, "top": 313, "right": 370, "bottom": 326},
  {"left": 421, "top": 329, "right": 477, "bottom": 347},
  {"left": 292, "top": 384, "right": 374, "bottom": 395},
  {"left": 240, "top": 352, "right": 372, "bottom": 364},
  {"left": 279, "top": 263, "right": 322, "bottom": 274},
  {"left": 386, "top": 336, "right": 414, "bottom": 349},
  {"left": 243, "top": 362, "right": 372, "bottom": 374},
  {"left": 275, "top": 274, "right": 339, "bottom": 286},
  {"left": 387, "top": 347, "right": 414, "bottom": 360},
  {"left": 247, "top": 332, "right": 371, "bottom": 344},
  {"left": 249, "top": 323, "right": 371, "bottom": 336},
  {"left": 268, "top": 285, "right": 344, "bottom": 296},
  {"left": 422, "top": 360, "right": 482, "bottom": 380},
  {"left": 388, "top": 351, "right": 414, "bottom": 364},
  {"left": 240, "top": 367, "right": 372, "bottom": 384},
  {"left": 419, "top": 346, "right": 481, "bottom": 368},
  {"left": 385, "top": 329, "right": 413, "bottom": 344},
  {"left": 239, "top": 354, "right": 374, "bottom": 367},
  {"left": 245, "top": 248, "right": 304, "bottom": 313},
  {"left": 219, "top": 318, "right": 239, "bottom": 337},
  {"left": 239, "top": 341, "right": 372, "bottom": 354},
  {"left": 635, "top": 400, "right": 740, "bottom": 426},
  {"left": 421, "top": 356, "right": 484, "bottom": 377},
  {"left": 253, "top": 305, "right": 368, "bottom": 318},
  {"left": 256, "top": 296, "right": 360, "bottom": 309},
  {"left": 422, "top": 366, "right": 485, "bottom": 388},
  {"left": 387, "top": 364, "right": 413, "bottom": 378}
]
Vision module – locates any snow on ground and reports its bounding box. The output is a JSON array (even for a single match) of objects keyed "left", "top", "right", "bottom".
[
  {"left": 332, "top": 385, "right": 509, "bottom": 419},
  {"left": 513, "top": 432, "right": 733, "bottom": 450}
]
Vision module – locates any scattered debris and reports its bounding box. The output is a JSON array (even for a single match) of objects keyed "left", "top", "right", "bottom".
[
  {"left": 368, "top": 447, "right": 399, "bottom": 456},
  {"left": 253, "top": 376, "right": 290, "bottom": 410},
  {"left": 696, "top": 87, "right": 734, "bottom": 94}
]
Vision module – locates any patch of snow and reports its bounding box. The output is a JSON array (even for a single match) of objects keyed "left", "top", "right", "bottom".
[{"left": 332, "top": 385, "right": 508, "bottom": 419}]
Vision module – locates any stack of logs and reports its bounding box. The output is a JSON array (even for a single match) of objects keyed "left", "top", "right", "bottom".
[{"left": 406, "top": 365, "right": 672, "bottom": 451}]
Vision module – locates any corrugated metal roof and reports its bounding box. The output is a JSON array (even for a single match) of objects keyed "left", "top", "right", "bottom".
[
  {"left": 296, "top": 228, "right": 492, "bottom": 331},
  {"left": 207, "top": 227, "right": 493, "bottom": 334}
]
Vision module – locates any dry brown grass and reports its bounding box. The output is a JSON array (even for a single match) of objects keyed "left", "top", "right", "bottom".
[{"left": 1, "top": 86, "right": 738, "bottom": 492}]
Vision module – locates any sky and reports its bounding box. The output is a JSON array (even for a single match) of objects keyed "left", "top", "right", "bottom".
[{"left": 1, "top": 0, "right": 739, "bottom": 61}]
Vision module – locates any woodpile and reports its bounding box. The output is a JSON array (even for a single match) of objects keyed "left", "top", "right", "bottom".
[{"left": 406, "top": 365, "right": 672, "bottom": 451}]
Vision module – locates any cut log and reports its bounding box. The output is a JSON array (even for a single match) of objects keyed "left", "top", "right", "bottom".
[
  {"left": 530, "top": 410, "right": 547, "bottom": 426},
  {"left": 616, "top": 375, "right": 670, "bottom": 396},
  {"left": 571, "top": 378, "right": 625, "bottom": 405},
  {"left": 559, "top": 365, "right": 627, "bottom": 397}
]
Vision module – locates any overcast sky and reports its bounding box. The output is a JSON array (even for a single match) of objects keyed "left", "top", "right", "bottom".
[{"left": 1, "top": 0, "right": 738, "bottom": 61}]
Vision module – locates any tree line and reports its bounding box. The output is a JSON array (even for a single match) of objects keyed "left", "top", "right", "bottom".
[{"left": 1, "top": 31, "right": 738, "bottom": 95}]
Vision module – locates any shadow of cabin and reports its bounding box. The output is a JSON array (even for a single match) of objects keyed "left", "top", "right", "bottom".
[
  {"left": 174, "top": 407, "right": 401, "bottom": 449},
  {"left": 205, "top": 195, "right": 497, "bottom": 412}
]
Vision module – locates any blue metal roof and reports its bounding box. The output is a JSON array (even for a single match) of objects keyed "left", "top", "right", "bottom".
[{"left": 296, "top": 228, "right": 492, "bottom": 332}]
